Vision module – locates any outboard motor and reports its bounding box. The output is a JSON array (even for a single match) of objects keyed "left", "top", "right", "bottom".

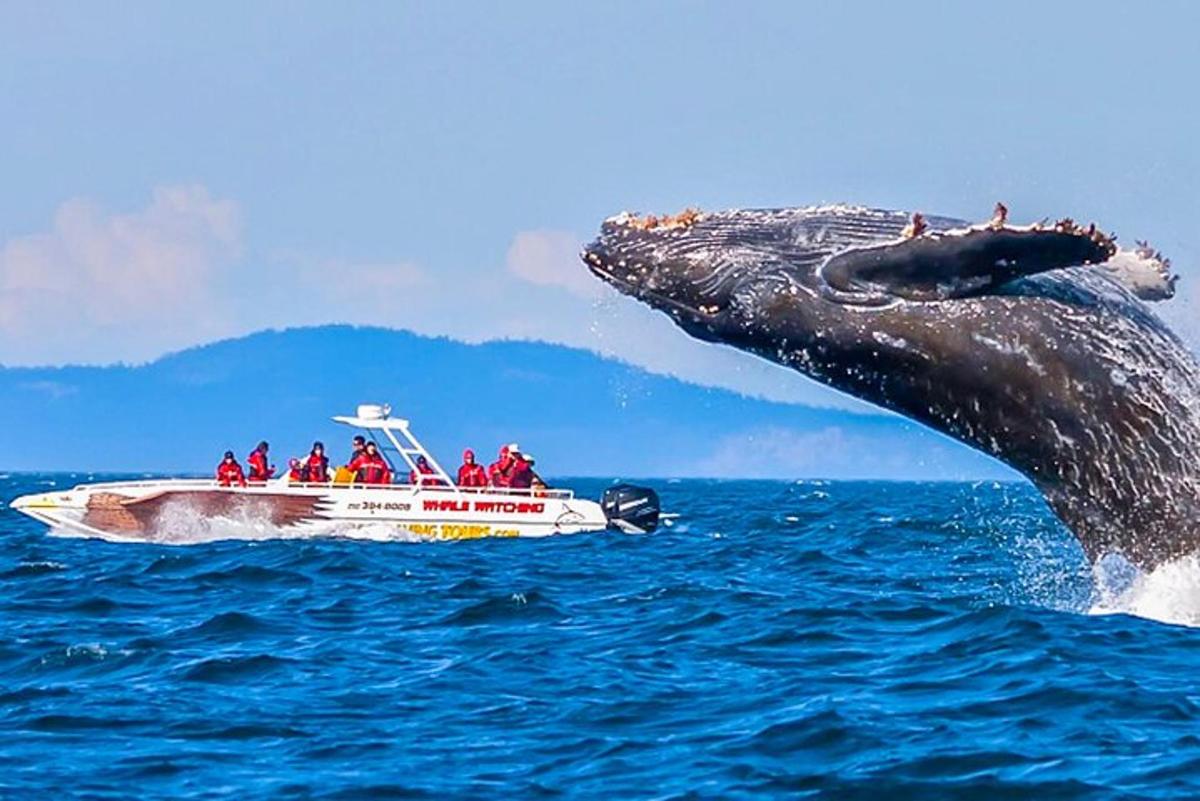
[{"left": 601, "top": 483, "right": 660, "bottom": 533}]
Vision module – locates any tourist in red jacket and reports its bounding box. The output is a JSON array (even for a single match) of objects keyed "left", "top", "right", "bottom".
[
  {"left": 508, "top": 450, "right": 534, "bottom": 490},
  {"left": 488, "top": 444, "right": 515, "bottom": 487},
  {"left": 302, "top": 441, "right": 330, "bottom": 483},
  {"left": 409, "top": 455, "right": 441, "bottom": 486},
  {"left": 348, "top": 441, "right": 391, "bottom": 485},
  {"left": 216, "top": 451, "right": 247, "bottom": 487},
  {"left": 457, "top": 449, "right": 488, "bottom": 487},
  {"left": 247, "top": 441, "right": 274, "bottom": 482}
]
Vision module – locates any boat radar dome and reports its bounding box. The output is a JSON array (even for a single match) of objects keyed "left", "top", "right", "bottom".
[{"left": 356, "top": 404, "right": 391, "bottom": 420}]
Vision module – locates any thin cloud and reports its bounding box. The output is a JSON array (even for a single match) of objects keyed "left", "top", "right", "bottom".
[
  {"left": 506, "top": 229, "right": 603, "bottom": 298},
  {"left": 0, "top": 188, "right": 866, "bottom": 409},
  {"left": 0, "top": 185, "right": 240, "bottom": 365}
]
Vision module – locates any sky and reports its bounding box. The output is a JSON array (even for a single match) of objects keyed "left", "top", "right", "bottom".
[{"left": 1, "top": 1, "right": 1198, "bottom": 411}]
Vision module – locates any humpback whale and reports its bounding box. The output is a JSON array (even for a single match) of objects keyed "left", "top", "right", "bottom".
[{"left": 582, "top": 204, "right": 1199, "bottom": 568}]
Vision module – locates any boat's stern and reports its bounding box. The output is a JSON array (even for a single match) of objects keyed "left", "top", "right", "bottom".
[{"left": 601, "top": 484, "right": 661, "bottom": 534}]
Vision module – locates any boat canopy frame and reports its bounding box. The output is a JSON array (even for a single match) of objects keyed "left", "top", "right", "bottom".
[{"left": 331, "top": 408, "right": 459, "bottom": 492}]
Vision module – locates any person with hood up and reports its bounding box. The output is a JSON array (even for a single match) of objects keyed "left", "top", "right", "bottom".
[
  {"left": 348, "top": 441, "right": 391, "bottom": 485},
  {"left": 216, "top": 451, "right": 248, "bottom": 487},
  {"left": 457, "top": 449, "right": 488, "bottom": 487},
  {"left": 488, "top": 444, "right": 516, "bottom": 487},
  {"left": 247, "top": 441, "right": 274, "bottom": 482}
]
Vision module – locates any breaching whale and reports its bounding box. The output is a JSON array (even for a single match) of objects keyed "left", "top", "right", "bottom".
[{"left": 582, "top": 204, "right": 1199, "bottom": 568}]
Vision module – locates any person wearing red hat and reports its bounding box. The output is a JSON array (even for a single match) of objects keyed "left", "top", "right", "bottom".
[
  {"left": 488, "top": 444, "right": 514, "bottom": 488},
  {"left": 457, "top": 449, "right": 488, "bottom": 488}
]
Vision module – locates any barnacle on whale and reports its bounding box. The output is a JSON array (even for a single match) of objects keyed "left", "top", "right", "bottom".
[
  {"left": 901, "top": 212, "right": 927, "bottom": 239},
  {"left": 620, "top": 207, "right": 704, "bottom": 231}
]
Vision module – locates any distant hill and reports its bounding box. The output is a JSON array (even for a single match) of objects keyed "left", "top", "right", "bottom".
[{"left": 0, "top": 326, "right": 1012, "bottom": 479}]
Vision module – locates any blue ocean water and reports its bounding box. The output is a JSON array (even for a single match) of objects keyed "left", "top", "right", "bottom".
[{"left": 2, "top": 474, "right": 1199, "bottom": 799}]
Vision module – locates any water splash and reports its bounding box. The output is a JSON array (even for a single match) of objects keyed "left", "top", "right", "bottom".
[{"left": 1090, "top": 552, "right": 1200, "bottom": 627}]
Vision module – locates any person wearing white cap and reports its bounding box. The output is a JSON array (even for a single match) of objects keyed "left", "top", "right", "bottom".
[
  {"left": 523, "top": 454, "right": 547, "bottom": 494},
  {"left": 509, "top": 448, "right": 535, "bottom": 489}
]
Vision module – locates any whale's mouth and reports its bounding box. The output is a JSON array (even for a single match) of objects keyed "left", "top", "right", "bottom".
[
  {"left": 583, "top": 240, "right": 728, "bottom": 342},
  {"left": 582, "top": 229, "right": 729, "bottom": 323}
]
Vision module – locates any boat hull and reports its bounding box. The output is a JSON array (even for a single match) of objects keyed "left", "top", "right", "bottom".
[{"left": 9, "top": 480, "right": 611, "bottom": 543}]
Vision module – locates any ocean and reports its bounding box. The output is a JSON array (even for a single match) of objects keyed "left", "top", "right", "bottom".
[{"left": 2, "top": 473, "right": 1199, "bottom": 799}]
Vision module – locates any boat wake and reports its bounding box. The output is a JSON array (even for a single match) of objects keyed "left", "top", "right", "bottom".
[{"left": 1089, "top": 552, "right": 1200, "bottom": 627}]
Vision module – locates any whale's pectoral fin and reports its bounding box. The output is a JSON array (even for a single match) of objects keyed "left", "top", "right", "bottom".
[{"left": 819, "top": 224, "right": 1117, "bottom": 302}]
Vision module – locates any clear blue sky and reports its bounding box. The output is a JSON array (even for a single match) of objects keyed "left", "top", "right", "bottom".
[{"left": 1, "top": 1, "right": 1197, "bottom": 408}]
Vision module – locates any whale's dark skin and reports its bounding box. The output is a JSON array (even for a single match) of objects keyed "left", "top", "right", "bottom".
[{"left": 583, "top": 205, "right": 1200, "bottom": 568}]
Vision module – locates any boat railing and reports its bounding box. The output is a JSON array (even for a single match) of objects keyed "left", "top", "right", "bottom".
[
  {"left": 72, "top": 478, "right": 575, "bottom": 500},
  {"left": 287, "top": 481, "right": 575, "bottom": 500}
]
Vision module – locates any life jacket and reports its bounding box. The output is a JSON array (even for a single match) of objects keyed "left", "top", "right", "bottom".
[
  {"left": 346, "top": 447, "right": 365, "bottom": 481},
  {"left": 303, "top": 452, "right": 329, "bottom": 482},
  {"left": 457, "top": 449, "right": 486, "bottom": 488},
  {"left": 247, "top": 449, "right": 272, "bottom": 481},
  {"left": 217, "top": 460, "right": 247, "bottom": 487},
  {"left": 458, "top": 463, "right": 487, "bottom": 487},
  {"left": 349, "top": 452, "right": 390, "bottom": 484}
]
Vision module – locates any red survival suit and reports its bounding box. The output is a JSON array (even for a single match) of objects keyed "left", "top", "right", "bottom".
[
  {"left": 488, "top": 447, "right": 513, "bottom": 487},
  {"left": 217, "top": 459, "right": 247, "bottom": 487},
  {"left": 348, "top": 452, "right": 391, "bottom": 485},
  {"left": 457, "top": 450, "right": 488, "bottom": 488},
  {"left": 508, "top": 456, "right": 534, "bottom": 489},
  {"left": 303, "top": 452, "right": 329, "bottom": 483},
  {"left": 247, "top": 448, "right": 274, "bottom": 482}
]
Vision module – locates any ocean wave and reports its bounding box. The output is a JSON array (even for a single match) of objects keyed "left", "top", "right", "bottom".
[{"left": 4, "top": 475, "right": 1200, "bottom": 797}]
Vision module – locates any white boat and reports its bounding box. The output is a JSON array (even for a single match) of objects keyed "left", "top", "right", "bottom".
[{"left": 9, "top": 404, "right": 660, "bottom": 542}]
